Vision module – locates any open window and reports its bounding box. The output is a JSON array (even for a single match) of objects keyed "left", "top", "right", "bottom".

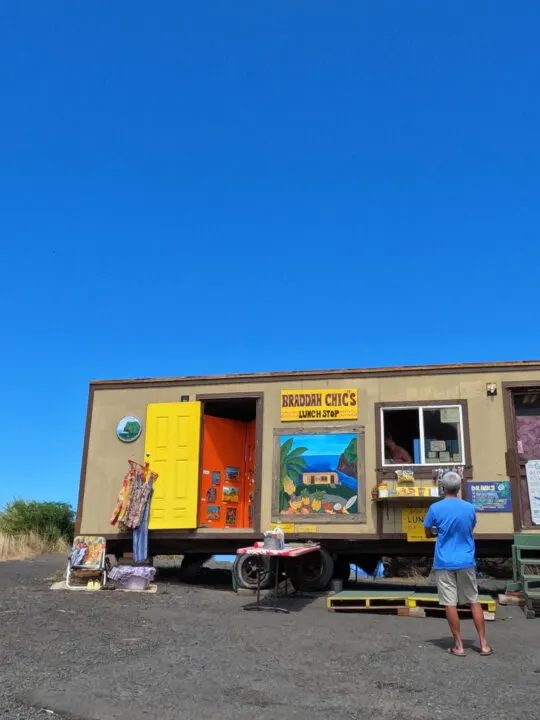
[{"left": 380, "top": 404, "right": 466, "bottom": 467}]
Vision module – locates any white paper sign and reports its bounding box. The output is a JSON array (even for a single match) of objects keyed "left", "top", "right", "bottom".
[
  {"left": 430, "top": 440, "right": 447, "bottom": 452},
  {"left": 525, "top": 461, "right": 540, "bottom": 525},
  {"left": 440, "top": 407, "right": 460, "bottom": 424}
]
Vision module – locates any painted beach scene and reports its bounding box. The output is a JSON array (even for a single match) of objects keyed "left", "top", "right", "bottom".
[{"left": 279, "top": 433, "right": 358, "bottom": 515}]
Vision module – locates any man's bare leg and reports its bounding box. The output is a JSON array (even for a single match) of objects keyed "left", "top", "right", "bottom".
[
  {"left": 470, "top": 602, "right": 491, "bottom": 654},
  {"left": 445, "top": 605, "right": 465, "bottom": 655}
]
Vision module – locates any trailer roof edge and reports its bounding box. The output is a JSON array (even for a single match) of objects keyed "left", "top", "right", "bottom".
[{"left": 88, "top": 360, "right": 540, "bottom": 389}]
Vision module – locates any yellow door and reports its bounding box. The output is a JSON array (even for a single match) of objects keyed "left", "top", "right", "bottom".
[{"left": 145, "top": 402, "right": 201, "bottom": 530}]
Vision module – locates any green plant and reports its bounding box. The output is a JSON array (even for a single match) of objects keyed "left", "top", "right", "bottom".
[
  {"left": 0, "top": 500, "right": 75, "bottom": 544},
  {"left": 279, "top": 439, "right": 308, "bottom": 511}
]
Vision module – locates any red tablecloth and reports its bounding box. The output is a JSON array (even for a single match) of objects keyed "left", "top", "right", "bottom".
[{"left": 237, "top": 542, "right": 320, "bottom": 558}]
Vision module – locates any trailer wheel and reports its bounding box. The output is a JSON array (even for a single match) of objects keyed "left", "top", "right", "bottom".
[
  {"left": 232, "top": 554, "right": 276, "bottom": 590},
  {"left": 289, "top": 546, "right": 334, "bottom": 592}
]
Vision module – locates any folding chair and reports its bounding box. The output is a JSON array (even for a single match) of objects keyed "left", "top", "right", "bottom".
[{"left": 66, "top": 536, "right": 107, "bottom": 589}]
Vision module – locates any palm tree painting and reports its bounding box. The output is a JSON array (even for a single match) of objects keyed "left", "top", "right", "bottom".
[
  {"left": 279, "top": 438, "right": 308, "bottom": 512},
  {"left": 278, "top": 433, "right": 359, "bottom": 515}
]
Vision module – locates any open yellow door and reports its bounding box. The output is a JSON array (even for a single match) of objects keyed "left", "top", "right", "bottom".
[{"left": 145, "top": 402, "right": 201, "bottom": 530}]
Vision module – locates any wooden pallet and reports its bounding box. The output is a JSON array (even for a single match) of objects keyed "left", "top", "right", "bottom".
[
  {"left": 398, "top": 606, "right": 495, "bottom": 621},
  {"left": 407, "top": 592, "right": 496, "bottom": 614},
  {"left": 327, "top": 590, "right": 411, "bottom": 612}
]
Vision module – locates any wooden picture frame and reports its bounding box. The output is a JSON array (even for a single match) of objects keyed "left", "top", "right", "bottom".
[{"left": 272, "top": 425, "right": 366, "bottom": 524}]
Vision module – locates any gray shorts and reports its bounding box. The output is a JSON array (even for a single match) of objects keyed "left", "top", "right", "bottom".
[{"left": 435, "top": 568, "right": 479, "bottom": 606}]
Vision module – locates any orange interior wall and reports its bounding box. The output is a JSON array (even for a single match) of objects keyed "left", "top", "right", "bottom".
[
  {"left": 198, "top": 416, "right": 256, "bottom": 529},
  {"left": 244, "top": 419, "right": 256, "bottom": 528}
]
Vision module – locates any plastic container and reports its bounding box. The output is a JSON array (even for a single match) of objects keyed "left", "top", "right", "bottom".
[{"left": 263, "top": 536, "right": 282, "bottom": 551}]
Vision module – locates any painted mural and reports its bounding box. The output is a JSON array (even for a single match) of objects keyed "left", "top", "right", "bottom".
[{"left": 279, "top": 433, "right": 358, "bottom": 515}]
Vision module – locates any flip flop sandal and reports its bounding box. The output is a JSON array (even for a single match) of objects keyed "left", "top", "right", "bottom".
[
  {"left": 448, "top": 648, "right": 466, "bottom": 657},
  {"left": 480, "top": 648, "right": 493, "bottom": 656}
]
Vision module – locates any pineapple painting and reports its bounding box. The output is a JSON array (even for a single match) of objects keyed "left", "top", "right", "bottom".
[
  {"left": 311, "top": 491, "right": 325, "bottom": 512},
  {"left": 278, "top": 432, "right": 359, "bottom": 516}
]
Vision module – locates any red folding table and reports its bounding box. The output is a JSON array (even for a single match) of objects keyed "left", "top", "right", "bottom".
[{"left": 236, "top": 542, "right": 321, "bottom": 613}]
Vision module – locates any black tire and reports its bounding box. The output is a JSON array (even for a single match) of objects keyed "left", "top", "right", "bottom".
[
  {"left": 333, "top": 557, "right": 351, "bottom": 582},
  {"left": 233, "top": 554, "right": 276, "bottom": 590},
  {"left": 289, "top": 546, "right": 334, "bottom": 592}
]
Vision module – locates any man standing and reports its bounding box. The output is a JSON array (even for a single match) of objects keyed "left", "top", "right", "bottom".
[{"left": 423, "top": 471, "right": 492, "bottom": 657}]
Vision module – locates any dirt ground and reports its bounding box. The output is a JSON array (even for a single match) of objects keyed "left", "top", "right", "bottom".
[{"left": 1, "top": 555, "right": 540, "bottom": 720}]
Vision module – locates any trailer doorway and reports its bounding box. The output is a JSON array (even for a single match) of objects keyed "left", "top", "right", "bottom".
[
  {"left": 197, "top": 393, "right": 263, "bottom": 531},
  {"left": 503, "top": 382, "right": 540, "bottom": 529}
]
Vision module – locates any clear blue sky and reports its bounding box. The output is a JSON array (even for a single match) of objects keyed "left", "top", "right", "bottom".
[
  {"left": 283, "top": 435, "right": 356, "bottom": 457},
  {"left": 1, "top": 2, "right": 539, "bottom": 510}
]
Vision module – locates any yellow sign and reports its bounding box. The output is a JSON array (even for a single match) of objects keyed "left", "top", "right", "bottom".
[
  {"left": 280, "top": 389, "right": 358, "bottom": 422},
  {"left": 270, "top": 523, "right": 318, "bottom": 534},
  {"left": 396, "top": 486, "right": 439, "bottom": 498},
  {"left": 401, "top": 507, "right": 435, "bottom": 543},
  {"left": 271, "top": 523, "right": 295, "bottom": 534}
]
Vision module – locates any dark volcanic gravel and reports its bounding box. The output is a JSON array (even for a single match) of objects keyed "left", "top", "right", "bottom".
[{"left": 1, "top": 555, "right": 540, "bottom": 720}]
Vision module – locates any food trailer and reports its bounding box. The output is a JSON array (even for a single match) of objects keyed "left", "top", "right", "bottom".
[{"left": 75, "top": 360, "right": 540, "bottom": 590}]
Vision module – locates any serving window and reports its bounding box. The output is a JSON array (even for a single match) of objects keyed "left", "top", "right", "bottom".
[{"left": 378, "top": 402, "right": 468, "bottom": 468}]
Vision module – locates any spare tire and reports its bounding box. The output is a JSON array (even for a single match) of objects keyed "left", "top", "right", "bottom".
[
  {"left": 233, "top": 554, "right": 276, "bottom": 590},
  {"left": 289, "top": 546, "right": 334, "bottom": 592}
]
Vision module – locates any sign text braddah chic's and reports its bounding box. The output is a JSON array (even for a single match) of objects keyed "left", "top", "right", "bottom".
[{"left": 280, "top": 389, "right": 358, "bottom": 421}]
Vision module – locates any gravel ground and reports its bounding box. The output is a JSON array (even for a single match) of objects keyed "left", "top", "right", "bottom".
[{"left": 1, "top": 555, "right": 540, "bottom": 720}]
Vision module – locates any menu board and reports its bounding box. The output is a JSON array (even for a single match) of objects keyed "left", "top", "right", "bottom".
[
  {"left": 526, "top": 461, "right": 540, "bottom": 525},
  {"left": 467, "top": 482, "right": 512, "bottom": 512}
]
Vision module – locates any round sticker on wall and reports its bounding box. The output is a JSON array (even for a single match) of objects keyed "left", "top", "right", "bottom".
[{"left": 116, "top": 416, "right": 142, "bottom": 443}]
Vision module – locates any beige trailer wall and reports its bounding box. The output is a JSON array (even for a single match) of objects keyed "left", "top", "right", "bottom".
[{"left": 79, "top": 370, "right": 540, "bottom": 537}]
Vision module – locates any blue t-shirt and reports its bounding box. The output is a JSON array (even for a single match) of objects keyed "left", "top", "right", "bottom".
[{"left": 423, "top": 498, "right": 476, "bottom": 570}]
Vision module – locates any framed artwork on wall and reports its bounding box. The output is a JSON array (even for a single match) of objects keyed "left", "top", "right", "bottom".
[{"left": 272, "top": 425, "right": 366, "bottom": 524}]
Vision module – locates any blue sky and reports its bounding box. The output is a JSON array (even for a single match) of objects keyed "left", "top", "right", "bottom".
[
  {"left": 282, "top": 435, "right": 355, "bottom": 457},
  {"left": 1, "top": 1, "right": 539, "bottom": 509}
]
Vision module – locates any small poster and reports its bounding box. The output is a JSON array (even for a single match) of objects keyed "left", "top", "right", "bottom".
[
  {"left": 206, "top": 506, "right": 220, "bottom": 522},
  {"left": 225, "top": 507, "right": 237, "bottom": 525},
  {"left": 525, "top": 461, "right": 540, "bottom": 525},
  {"left": 467, "top": 482, "right": 512, "bottom": 512},
  {"left": 212, "top": 471, "right": 221, "bottom": 486},
  {"left": 226, "top": 467, "right": 239, "bottom": 483},
  {"left": 206, "top": 487, "right": 217, "bottom": 503},
  {"left": 223, "top": 486, "right": 239, "bottom": 503}
]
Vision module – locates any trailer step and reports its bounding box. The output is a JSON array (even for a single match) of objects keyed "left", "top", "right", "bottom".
[
  {"left": 513, "top": 533, "right": 540, "bottom": 548},
  {"left": 506, "top": 580, "right": 523, "bottom": 592},
  {"left": 514, "top": 546, "right": 540, "bottom": 563},
  {"left": 327, "top": 590, "right": 411, "bottom": 611},
  {"left": 524, "top": 579, "right": 540, "bottom": 595},
  {"left": 406, "top": 592, "right": 496, "bottom": 613}
]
